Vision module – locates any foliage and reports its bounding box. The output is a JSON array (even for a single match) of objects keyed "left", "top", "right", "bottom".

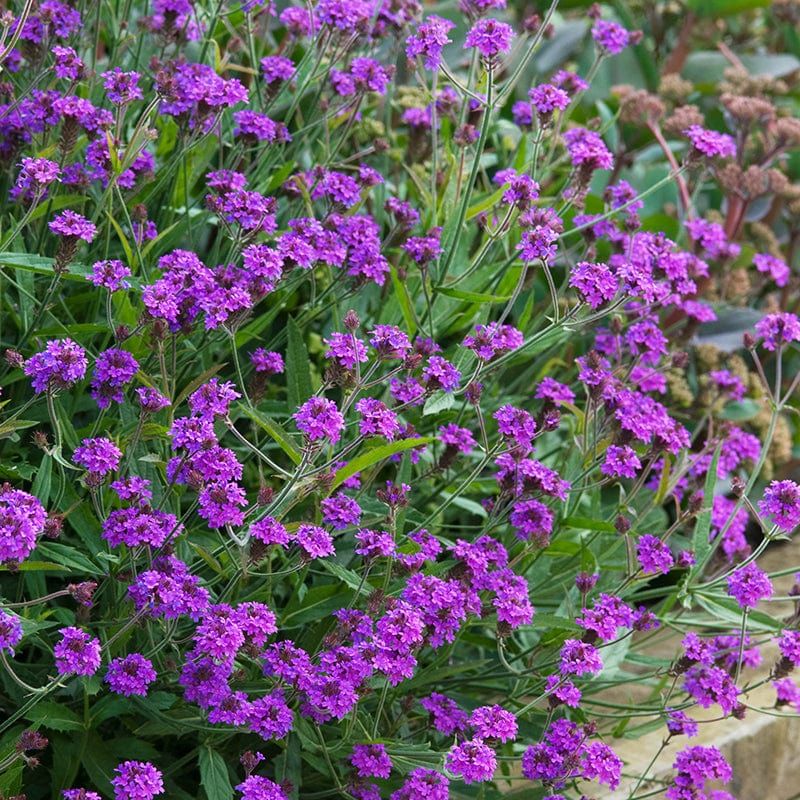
[{"left": 1, "top": 1, "right": 800, "bottom": 800}]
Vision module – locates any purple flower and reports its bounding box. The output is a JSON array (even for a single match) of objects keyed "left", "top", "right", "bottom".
[
  {"left": 189, "top": 379, "right": 240, "bottom": 419},
  {"left": 24, "top": 338, "right": 87, "bottom": 393},
  {"left": 248, "top": 690, "right": 293, "bottom": 740},
  {"left": 74, "top": 437, "right": 122, "bottom": 475},
  {"left": 564, "top": 128, "right": 614, "bottom": 171},
  {"left": 370, "top": 325, "right": 412, "bottom": 359},
  {"left": 390, "top": 769, "right": 448, "bottom": 800},
  {"left": 683, "top": 664, "right": 739, "bottom": 714},
  {"left": 529, "top": 83, "right": 570, "bottom": 116},
  {"left": 406, "top": 15, "right": 455, "bottom": 70},
  {"left": 683, "top": 125, "right": 736, "bottom": 159},
  {"left": 351, "top": 744, "right": 392, "bottom": 779},
  {"left": 102, "top": 506, "right": 180, "bottom": 549},
  {"left": 321, "top": 493, "right": 362, "bottom": 530},
  {"left": 233, "top": 111, "right": 290, "bottom": 144},
  {"left": 709, "top": 369, "right": 746, "bottom": 401},
  {"left": 727, "top": 562, "right": 773, "bottom": 608},
  {"left": 583, "top": 741, "right": 623, "bottom": 790},
  {"left": 494, "top": 404, "right": 537, "bottom": 452},
  {"left": 439, "top": 423, "right": 476, "bottom": 454},
  {"left": 136, "top": 387, "right": 171, "bottom": 413},
  {"left": 560, "top": 639, "right": 603, "bottom": 675},
  {"left": 762, "top": 481, "right": 800, "bottom": 533},
  {"left": 310, "top": 170, "right": 361, "bottom": 208},
  {"left": 261, "top": 55, "right": 295, "bottom": 84},
  {"left": 422, "top": 356, "right": 461, "bottom": 393},
  {"left": 236, "top": 775, "right": 288, "bottom": 800},
  {"left": 88, "top": 259, "right": 131, "bottom": 291},
  {"left": 110, "top": 476, "right": 152, "bottom": 505},
  {"left": 512, "top": 100, "right": 533, "bottom": 127},
  {"left": 355, "top": 528, "right": 396, "bottom": 559},
  {"left": 112, "top": 761, "right": 164, "bottom": 800},
  {"left": 294, "top": 397, "right": 345, "bottom": 444},
  {"left": 54, "top": 627, "right": 101, "bottom": 676},
  {"left": 198, "top": 482, "right": 247, "bottom": 529},
  {"left": 102, "top": 68, "right": 143, "bottom": 104},
  {"left": 463, "top": 323, "right": 523, "bottom": 360},
  {"left": 666, "top": 708, "right": 699, "bottom": 738},
  {"left": 602, "top": 445, "right": 641, "bottom": 479},
  {"left": 356, "top": 397, "right": 401, "bottom": 440},
  {"left": 669, "top": 746, "right": 732, "bottom": 792},
  {"left": 402, "top": 228, "right": 443, "bottom": 265},
  {"left": 251, "top": 517, "right": 290, "bottom": 547},
  {"left": 295, "top": 523, "right": 335, "bottom": 559},
  {"left": 52, "top": 45, "right": 84, "bottom": 80},
  {"left": 754, "top": 252, "right": 790, "bottom": 287},
  {"left": 755, "top": 312, "right": 800, "bottom": 351},
  {"left": 91, "top": 348, "right": 139, "bottom": 408},
  {"left": 445, "top": 739, "right": 496, "bottom": 784},
  {"left": 591, "top": 19, "right": 630, "bottom": 55},
  {"left": 637, "top": 535, "right": 674, "bottom": 575},
  {"left": 250, "top": 349, "right": 285, "bottom": 374},
  {"left": 0, "top": 485, "right": 47, "bottom": 565},
  {"left": 0, "top": 609, "right": 23, "bottom": 654},
  {"left": 469, "top": 704, "right": 517, "bottom": 742},
  {"left": 464, "top": 18, "right": 515, "bottom": 59},
  {"left": 420, "top": 693, "right": 467, "bottom": 734},
  {"left": 12, "top": 157, "right": 61, "bottom": 201},
  {"left": 325, "top": 332, "right": 368, "bottom": 370},
  {"left": 569, "top": 261, "right": 617, "bottom": 308},
  {"left": 517, "top": 222, "right": 559, "bottom": 262},
  {"left": 774, "top": 677, "right": 800, "bottom": 711},
  {"left": 49, "top": 210, "right": 97, "bottom": 241},
  {"left": 350, "top": 58, "right": 392, "bottom": 95},
  {"left": 105, "top": 654, "right": 157, "bottom": 696},
  {"left": 317, "top": 0, "right": 373, "bottom": 32},
  {"left": 509, "top": 499, "right": 553, "bottom": 545}
]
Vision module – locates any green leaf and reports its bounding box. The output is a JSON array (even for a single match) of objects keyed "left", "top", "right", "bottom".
[
  {"left": 434, "top": 286, "right": 511, "bottom": 304},
  {"left": 389, "top": 265, "right": 417, "bottom": 337},
  {"left": 286, "top": 316, "right": 313, "bottom": 409},
  {"left": 25, "top": 701, "right": 83, "bottom": 732},
  {"left": 562, "top": 516, "right": 615, "bottom": 533},
  {"left": 31, "top": 453, "right": 53, "bottom": 504},
  {"left": 720, "top": 399, "right": 760, "bottom": 421},
  {"left": 282, "top": 583, "right": 349, "bottom": 625},
  {"left": 0, "top": 418, "right": 38, "bottom": 438},
  {"left": 105, "top": 211, "right": 133, "bottom": 265},
  {"left": 199, "top": 745, "right": 234, "bottom": 800},
  {"left": 466, "top": 186, "right": 505, "bottom": 220},
  {"left": 331, "top": 438, "right": 432, "bottom": 490},
  {"left": 686, "top": 0, "right": 769, "bottom": 14},
  {"left": 0, "top": 252, "right": 90, "bottom": 281},
  {"left": 689, "top": 445, "right": 722, "bottom": 582},
  {"left": 422, "top": 392, "right": 455, "bottom": 416},
  {"left": 320, "top": 559, "right": 370, "bottom": 593},
  {"left": 237, "top": 405, "right": 302, "bottom": 465}
]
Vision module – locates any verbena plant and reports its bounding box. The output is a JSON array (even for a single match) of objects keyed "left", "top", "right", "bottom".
[{"left": 1, "top": 1, "right": 800, "bottom": 799}]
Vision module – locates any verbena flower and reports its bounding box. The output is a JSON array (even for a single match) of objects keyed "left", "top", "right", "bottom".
[
  {"left": 105, "top": 654, "right": 157, "bottom": 696},
  {"left": 111, "top": 761, "right": 164, "bottom": 800},
  {"left": 54, "top": 627, "right": 102, "bottom": 676}
]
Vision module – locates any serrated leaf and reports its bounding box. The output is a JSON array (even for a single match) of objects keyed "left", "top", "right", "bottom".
[
  {"left": 199, "top": 745, "right": 234, "bottom": 800},
  {"left": 422, "top": 392, "right": 455, "bottom": 416},
  {"left": 25, "top": 701, "right": 83, "bottom": 732}
]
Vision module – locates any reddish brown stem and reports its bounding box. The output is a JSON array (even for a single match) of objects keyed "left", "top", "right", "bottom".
[{"left": 647, "top": 121, "right": 691, "bottom": 216}]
